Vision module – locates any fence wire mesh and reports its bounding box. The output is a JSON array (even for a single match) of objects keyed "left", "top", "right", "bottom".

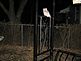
[
  {"left": 0, "top": 24, "right": 34, "bottom": 61},
  {"left": 0, "top": 23, "right": 81, "bottom": 61},
  {"left": 0, "top": 24, "right": 34, "bottom": 46},
  {"left": 54, "top": 24, "right": 81, "bottom": 51}
]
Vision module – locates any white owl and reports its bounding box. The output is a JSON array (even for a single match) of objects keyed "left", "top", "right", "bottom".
[
  {"left": 43, "top": 8, "right": 51, "bottom": 18},
  {"left": 0, "top": 36, "right": 4, "bottom": 41}
]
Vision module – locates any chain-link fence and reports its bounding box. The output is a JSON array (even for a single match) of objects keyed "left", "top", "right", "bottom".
[
  {"left": 0, "top": 23, "right": 34, "bottom": 61},
  {"left": 0, "top": 24, "right": 34, "bottom": 46},
  {"left": 0, "top": 23, "right": 81, "bottom": 61},
  {"left": 53, "top": 24, "right": 81, "bottom": 51}
]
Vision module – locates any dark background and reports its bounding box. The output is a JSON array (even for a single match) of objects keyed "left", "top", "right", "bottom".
[{"left": 0, "top": 0, "right": 73, "bottom": 24}]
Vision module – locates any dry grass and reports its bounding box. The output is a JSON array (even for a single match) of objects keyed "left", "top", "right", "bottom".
[{"left": 0, "top": 44, "right": 33, "bottom": 61}]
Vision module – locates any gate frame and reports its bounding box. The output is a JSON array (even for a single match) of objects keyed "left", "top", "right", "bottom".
[{"left": 34, "top": 0, "right": 55, "bottom": 60}]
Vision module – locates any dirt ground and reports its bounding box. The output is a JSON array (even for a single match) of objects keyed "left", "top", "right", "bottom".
[
  {"left": 0, "top": 44, "right": 33, "bottom": 61},
  {"left": 0, "top": 44, "right": 81, "bottom": 61}
]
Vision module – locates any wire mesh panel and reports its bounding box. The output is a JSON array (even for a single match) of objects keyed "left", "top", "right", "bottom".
[
  {"left": 53, "top": 24, "right": 81, "bottom": 52},
  {"left": 34, "top": 16, "right": 53, "bottom": 61},
  {"left": 52, "top": 24, "right": 81, "bottom": 61},
  {"left": 0, "top": 24, "right": 34, "bottom": 61},
  {"left": 38, "top": 16, "right": 51, "bottom": 52},
  {"left": 53, "top": 25, "right": 71, "bottom": 49}
]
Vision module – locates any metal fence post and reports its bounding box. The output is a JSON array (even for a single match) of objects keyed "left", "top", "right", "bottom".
[
  {"left": 34, "top": 0, "right": 38, "bottom": 60},
  {"left": 21, "top": 24, "right": 23, "bottom": 47}
]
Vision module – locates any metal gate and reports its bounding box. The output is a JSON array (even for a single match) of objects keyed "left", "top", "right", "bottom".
[
  {"left": 34, "top": 16, "right": 54, "bottom": 61},
  {"left": 34, "top": 16, "right": 81, "bottom": 61}
]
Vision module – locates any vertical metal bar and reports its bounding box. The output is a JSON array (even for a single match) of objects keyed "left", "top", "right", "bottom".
[
  {"left": 54, "top": 51, "right": 60, "bottom": 61},
  {"left": 21, "top": 25, "right": 23, "bottom": 47},
  {"left": 53, "top": 0, "right": 55, "bottom": 23},
  {"left": 48, "top": 17, "right": 51, "bottom": 61},
  {"left": 59, "top": 52, "right": 63, "bottom": 61},
  {"left": 65, "top": 54, "right": 69, "bottom": 61},
  {"left": 50, "top": 0, "right": 55, "bottom": 59},
  {"left": 39, "top": 16, "right": 42, "bottom": 52},
  {"left": 68, "top": 26, "right": 70, "bottom": 49},
  {"left": 49, "top": 18, "right": 51, "bottom": 49},
  {"left": 34, "top": 0, "right": 38, "bottom": 60},
  {"left": 21, "top": 24, "right": 24, "bottom": 61},
  {"left": 50, "top": 17, "right": 53, "bottom": 61},
  {"left": 72, "top": 56, "right": 75, "bottom": 61}
]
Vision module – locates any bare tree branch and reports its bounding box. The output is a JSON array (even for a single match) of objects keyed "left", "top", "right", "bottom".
[
  {"left": 0, "top": 2, "right": 9, "bottom": 15},
  {"left": 9, "top": 0, "right": 14, "bottom": 13},
  {"left": 0, "top": 0, "right": 28, "bottom": 24},
  {"left": 16, "top": 0, "right": 28, "bottom": 20},
  {"left": 9, "top": 0, "right": 15, "bottom": 16}
]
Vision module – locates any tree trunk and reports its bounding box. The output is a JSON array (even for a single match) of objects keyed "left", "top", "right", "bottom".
[
  {"left": 0, "top": 0, "right": 28, "bottom": 24},
  {"left": 0, "top": 0, "right": 28, "bottom": 45}
]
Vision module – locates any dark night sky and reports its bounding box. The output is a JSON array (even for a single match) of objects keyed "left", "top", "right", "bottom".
[
  {"left": 38, "top": 0, "right": 72, "bottom": 12},
  {"left": 0, "top": 0, "right": 73, "bottom": 23},
  {"left": 55, "top": 0, "right": 72, "bottom": 11}
]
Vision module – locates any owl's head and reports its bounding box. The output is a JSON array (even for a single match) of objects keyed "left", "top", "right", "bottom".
[{"left": 43, "top": 8, "right": 47, "bottom": 12}]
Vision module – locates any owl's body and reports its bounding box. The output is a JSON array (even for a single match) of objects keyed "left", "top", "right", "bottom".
[
  {"left": 0, "top": 36, "right": 4, "bottom": 41},
  {"left": 43, "top": 8, "right": 51, "bottom": 18}
]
